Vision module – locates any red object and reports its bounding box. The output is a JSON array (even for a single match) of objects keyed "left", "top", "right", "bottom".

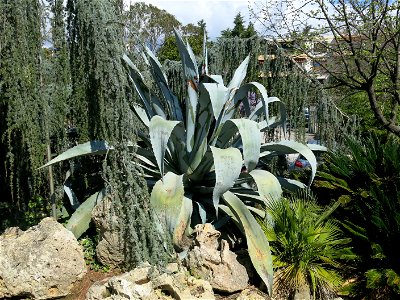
[{"left": 295, "top": 160, "right": 303, "bottom": 168}]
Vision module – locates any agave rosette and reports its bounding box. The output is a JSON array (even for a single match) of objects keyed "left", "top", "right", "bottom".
[{"left": 40, "top": 31, "right": 321, "bottom": 296}]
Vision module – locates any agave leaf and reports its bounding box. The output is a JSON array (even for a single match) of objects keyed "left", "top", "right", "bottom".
[
  {"left": 66, "top": 189, "right": 106, "bottom": 239},
  {"left": 201, "top": 30, "right": 208, "bottom": 75},
  {"left": 258, "top": 98, "right": 286, "bottom": 131},
  {"left": 261, "top": 140, "right": 318, "bottom": 185},
  {"left": 222, "top": 119, "right": 262, "bottom": 172},
  {"left": 174, "top": 29, "right": 199, "bottom": 82},
  {"left": 132, "top": 105, "right": 150, "bottom": 127},
  {"left": 150, "top": 172, "right": 189, "bottom": 246},
  {"left": 210, "top": 146, "right": 242, "bottom": 212},
  {"left": 188, "top": 84, "right": 214, "bottom": 173},
  {"left": 149, "top": 116, "right": 182, "bottom": 177},
  {"left": 277, "top": 177, "right": 307, "bottom": 191},
  {"left": 249, "top": 169, "right": 282, "bottom": 203},
  {"left": 39, "top": 141, "right": 111, "bottom": 169},
  {"left": 188, "top": 147, "right": 214, "bottom": 182},
  {"left": 173, "top": 196, "right": 193, "bottom": 245},
  {"left": 186, "top": 82, "right": 198, "bottom": 153},
  {"left": 218, "top": 204, "right": 240, "bottom": 225},
  {"left": 64, "top": 171, "right": 80, "bottom": 210},
  {"left": 203, "top": 83, "right": 229, "bottom": 120},
  {"left": 195, "top": 202, "right": 207, "bottom": 224},
  {"left": 223, "top": 191, "right": 273, "bottom": 295},
  {"left": 227, "top": 55, "right": 250, "bottom": 90},
  {"left": 124, "top": 55, "right": 157, "bottom": 119},
  {"left": 145, "top": 47, "right": 183, "bottom": 121}
]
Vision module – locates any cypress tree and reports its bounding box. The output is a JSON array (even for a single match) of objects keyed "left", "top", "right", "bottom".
[
  {"left": 66, "top": 0, "right": 169, "bottom": 267},
  {"left": 0, "top": 0, "right": 49, "bottom": 228}
]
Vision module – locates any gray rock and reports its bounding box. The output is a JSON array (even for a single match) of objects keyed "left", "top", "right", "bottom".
[
  {"left": 86, "top": 263, "right": 215, "bottom": 300},
  {"left": 183, "top": 223, "right": 249, "bottom": 293},
  {"left": 92, "top": 195, "right": 125, "bottom": 268},
  {"left": 0, "top": 217, "right": 87, "bottom": 299}
]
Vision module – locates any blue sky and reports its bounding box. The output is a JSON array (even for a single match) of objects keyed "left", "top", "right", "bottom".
[{"left": 126, "top": 0, "right": 257, "bottom": 39}]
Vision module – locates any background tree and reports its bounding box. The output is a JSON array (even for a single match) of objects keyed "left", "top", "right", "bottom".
[
  {"left": 251, "top": 0, "right": 400, "bottom": 137},
  {"left": 124, "top": 1, "right": 181, "bottom": 52},
  {"left": 0, "top": 0, "right": 50, "bottom": 229},
  {"left": 220, "top": 12, "right": 257, "bottom": 38},
  {"left": 157, "top": 20, "right": 206, "bottom": 62}
]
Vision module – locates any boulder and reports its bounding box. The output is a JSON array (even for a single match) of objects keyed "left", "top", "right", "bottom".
[
  {"left": 92, "top": 195, "right": 125, "bottom": 268},
  {"left": 183, "top": 223, "right": 249, "bottom": 293},
  {"left": 0, "top": 217, "right": 87, "bottom": 299},
  {"left": 86, "top": 262, "right": 214, "bottom": 300}
]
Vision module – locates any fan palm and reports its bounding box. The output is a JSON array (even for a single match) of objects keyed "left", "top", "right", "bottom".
[{"left": 258, "top": 191, "right": 354, "bottom": 300}]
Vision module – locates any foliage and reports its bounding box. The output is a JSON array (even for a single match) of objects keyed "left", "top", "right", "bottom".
[
  {"left": 252, "top": 0, "right": 400, "bottom": 137},
  {"left": 157, "top": 20, "right": 206, "bottom": 62},
  {"left": 79, "top": 235, "right": 110, "bottom": 272},
  {"left": 0, "top": 0, "right": 59, "bottom": 228},
  {"left": 62, "top": 0, "right": 171, "bottom": 268},
  {"left": 314, "top": 133, "right": 400, "bottom": 298},
  {"left": 220, "top": 13, "right": 257, "bottom": 38},
  {"left": 124, "top": 1, "right": 181, "bottom": 52},
  {"left": 258, "top": 191, "right": 355, "bottom": 299}
]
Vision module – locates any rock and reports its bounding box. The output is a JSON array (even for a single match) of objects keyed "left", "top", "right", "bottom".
[
  {"left": 237, "top": 287, "right": 270, "bottom": 300},
  {"left": 92, "top": 195, "right": 125, "bottom": 268},
  {"left": 183, "top": 223, "right": 249, "bottom": 293},
  {"left": 86, "top": 263, "right": 214, "bottom": 300},
  {"left": 0, "top": 217, "right": 87, "bottom": 299}
]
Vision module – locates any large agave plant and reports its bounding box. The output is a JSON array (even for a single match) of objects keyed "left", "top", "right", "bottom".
[{"left": 41, "top": 31, "right": 320, "bottom": 296}]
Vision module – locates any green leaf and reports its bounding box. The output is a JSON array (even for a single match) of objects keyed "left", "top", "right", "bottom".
[
  {"left": 223, "top": 191, "right": 274, "bottom": 296},
  {"left": 150, "top": 172, "right": 190, "bottom": 246},
  {"left": 227, "top": 55, "right": 249, "bottom": 90},
  {"left": 186, "top": 82, "right": 198, "bottom": 153},
  {"left": 202, "top": 83, "right": 229, "bottom": 120},
  {"left": 226, "top": 119, "right": 261, "bottom": 172},
  {"left": 211, "top": 146, "right": 242, "bottom": 212},
  {"left": 174, "top": 29, "right": 199, "bottom": 82},
  {"left": 132, "top": 105, "right": 150, "bottom": 127},
  {"left": 261, "top": 140, "right": 318, "bottom": 185},
  {"left": 145, "top": 47, "right": 183, "bottom": 121},
  {"left": 39, "top": 141, "right": 111, "bottom": 169},
  {"left": 277, "top": 177, "right": 307, "bottom": 192},
  {"left": 249, "top": 169, "right": 282, "bottom": 203},
  {"left": 149, "top": 116, "right": 182, "bottom": 177},
  {"left": 65, "top": 189, "right": 106, "bottom": 239}
]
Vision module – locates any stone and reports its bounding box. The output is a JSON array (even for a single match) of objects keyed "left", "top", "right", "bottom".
[
  {"left": 92, "top": 195, "right": 125, "bottom": 268},
  {"left": 0, "top": 217, "right": 87, "bottom": 299},
  {"left": 236, "top": 288, "right": 270, "bottom": 300},
  {"left": 183, "top": 223, "right": 249, "bottom": 293},
  {"left": 86, "top": 263, "right": 214, "bottom": 300}
]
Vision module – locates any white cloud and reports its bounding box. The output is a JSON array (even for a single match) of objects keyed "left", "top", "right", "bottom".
[{"left": 125, "top": 0, "right": 257, "bottom": 39}]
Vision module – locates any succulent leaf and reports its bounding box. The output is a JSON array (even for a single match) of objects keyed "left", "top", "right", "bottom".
[
  {"left": 150, "top": 172, "right": 190, "bottom": 246},
  {"left": 39, "top": 141, "right": 111, "bottom": 169},
  {"left": 174, "top": 29, "right": 199, "bottom": 82},
  {"left": 223, "top": 119, "right": 262, "bottom": 172},
  {"left": 223, "top": 191, "right": 274, "bottom": 296},
  {"left": 227, "top": 55, "right": 250, "bottom": 90},
  {"left": 249, "top": 169, "right": 283, "bottom": 203},
  {"left": 210, "top": 146, "right": 242, "bottom": 213},
  {"left": 65, "top": 189, "right": 106, "bottom": 239},
  {"left": 261, "top": 140, "right": 318, "bottom": 185},
  {"left": 149, "top": 116, "right": 182, "bottom": 177},
  {"left": 186, "top": 82, "right": 198, "bottom": 153}
]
